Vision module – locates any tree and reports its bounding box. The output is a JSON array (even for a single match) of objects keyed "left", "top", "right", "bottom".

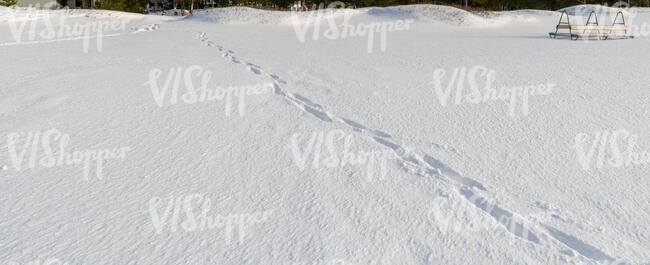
[{"left": 0, "top": 0, "right": 17, "bottom": 6}]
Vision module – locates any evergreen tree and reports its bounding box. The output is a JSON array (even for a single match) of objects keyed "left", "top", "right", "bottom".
[{"left": 0, "top": 0, "right": 17, "bottom": 6}]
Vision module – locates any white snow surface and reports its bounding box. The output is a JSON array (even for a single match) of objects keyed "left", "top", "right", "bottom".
[
  {"left": 0, "top": 4, "right": 649, "bottom": 265},
  {"left": 188, "top": 5, "right": 555, "bottom": 26}
]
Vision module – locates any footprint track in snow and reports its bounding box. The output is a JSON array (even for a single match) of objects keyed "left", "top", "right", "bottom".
[
  {"left": 192, "top": 31, "right": 616, "bottom": 263},
  {"left": 267, "top": 73, "right": 286, "bottom": 84},
  {"left": 248, "top": 66, "right": 262, "bottom": 75}
]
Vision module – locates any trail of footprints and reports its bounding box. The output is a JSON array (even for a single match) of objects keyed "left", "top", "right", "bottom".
[
  {"left": 199, "top": 32, "right": 285, "bottom": 84},
  {"left": 130, "top": 23, "right": 160, "bottom": 33},
  {"left": 193, "top": 32, "right": 619, "bottom": 263}
]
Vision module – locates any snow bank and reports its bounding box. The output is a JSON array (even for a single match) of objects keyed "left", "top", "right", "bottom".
[
  {"left": 0, "top": 6, "right": 161, "bottom": 23},
  {"left": 188, "top": 5, "right": 553, "bottom": 27},
  {"left": 0, "top": 6, "right": 175, "bottom": 23},
  {"left": 559, "top": 4, "right": 631, "bottom": 15},
  {"left": 189, "top": 7, "right": 290, "bottom": 24},
  {"left": 189, "top": 6, "right": 361, "bottom": 25},
  {"left": 0, "top": 4, "right": 611, "bottom": 28},
  {"left": 0, "top": 4, "right": 559, "bottom": 27},
  {"left": 371, "top": 5, "right": 556, "bottom": 26}
]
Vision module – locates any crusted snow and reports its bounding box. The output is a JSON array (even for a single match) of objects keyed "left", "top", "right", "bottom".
[{"left": 0, "top": 4, "right": 649, "bottom": 265}]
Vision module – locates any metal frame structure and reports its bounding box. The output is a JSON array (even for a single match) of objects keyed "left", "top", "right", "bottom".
[
  {"left": 549, "top": 10, "right": 634, "bottom": 40},
  {"left": 551, "top": 11, "right": 573, "bottom": 39},
  {"left": 603, "top": 11, "right": 629, "bottom": 40},
  {"left": 584, "top": 11, "right": 600, "bottom": 39}
]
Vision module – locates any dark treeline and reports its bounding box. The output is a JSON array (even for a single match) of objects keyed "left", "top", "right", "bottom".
[
  {"left": 97, "top": 0, "right": 148, "bottom": 12},
  {"left": 53, "top": 0, "right": 648, "bottom": 13}
]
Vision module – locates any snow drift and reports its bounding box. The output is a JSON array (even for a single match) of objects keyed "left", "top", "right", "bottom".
[
  {"left": 188, "top": 5, "right": 556, "bottom": 27},
  {"left": 1, "top": 4, "right": 649, "bottom": 265}
]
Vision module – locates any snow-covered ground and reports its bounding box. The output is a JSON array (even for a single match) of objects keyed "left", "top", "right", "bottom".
[{"left": 0, "top": 4, "right": 648, "bottom": 265}]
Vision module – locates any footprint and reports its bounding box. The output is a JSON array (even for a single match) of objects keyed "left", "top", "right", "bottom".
[
  {"left": 248, "top": 67, "right": 262, "bottom": 75},
  {"left": 267, "top": 73, "right": 286, "bottom": 84},
  {"left": 303, "top": 105, "right": 332, "bottom": 122},
  {"left": 272, "top": 83, "right": 285, "bottom": 96},
  {"left": 460, "top": 189, "right": 540, "bottom": 243},
  {"left": 372, "top": 130, "right": 391, "bottom": 138},
  {"left": 543, "top": 225, "right": 614, "bottom": 261},
  {"left": 423, "top": 155, "right": 485, "bottom": 191},
  {"left": 293, "top": 93, "right": 321, "bottom": 108},
  {"left": 341, "top": 118, "right": 366, "bottom": 130},
  {"left": 132, "top": 24, "right": 160, "bottom": 33},
  {"left": 372, "top": 137, "right": 419, "bottom": 165}
]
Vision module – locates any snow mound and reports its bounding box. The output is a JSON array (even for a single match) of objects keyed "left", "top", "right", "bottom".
[
  {"left": 370, "top": 5, "right": 555, "bottom": 26},
  {"left": 0, "top": 4, "right": 556, "bottom": 27},
  {"left": 559, "top": 4, "right": 636, "bottom": 15},
  {"left": 190, "top": 7, "right": 291, "bottom": 25},
  {"left": 189, "top": 6, "right": 361, "bottom": 25},
  {"left": 0, "top": 6, "right": 151, "bottom": 23},
  {"left": 188, "top": 5, "right": 551, "bottom": 27}
]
